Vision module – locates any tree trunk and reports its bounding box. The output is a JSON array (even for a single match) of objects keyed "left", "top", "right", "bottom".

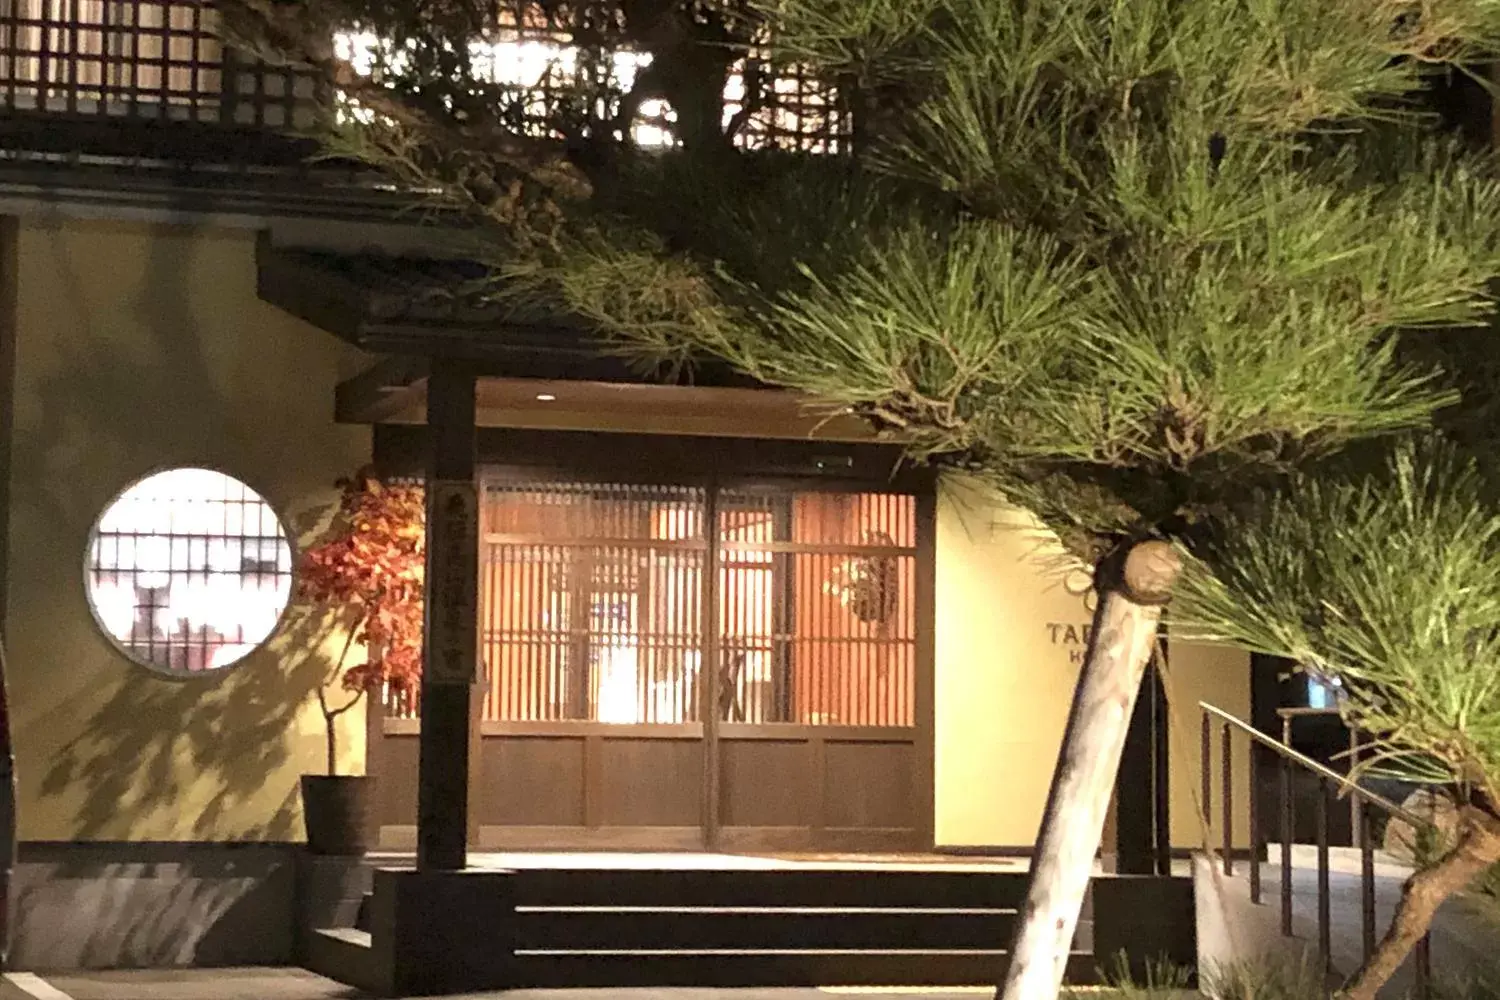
[
  {"left": 0, "top": 634, "right": 17, "bottom": 971},
  {"left": 998, "top": 541, "right": 1181, "bottom": 1000},
  {"left": 325, "top": 715, "right": 338, "bottom": 777},
  {"left": 1342, "top": 805, "right": 1500, "bottom": 1000}
]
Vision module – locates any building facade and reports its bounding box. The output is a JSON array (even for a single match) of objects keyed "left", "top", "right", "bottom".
[{"left": 0, "top": 0, "right": 1251, "bottom": 970}]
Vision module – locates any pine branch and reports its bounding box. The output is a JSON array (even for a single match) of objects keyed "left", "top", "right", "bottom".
[{"left": 209, "top": 0, "right": 591, "bottom": 233}]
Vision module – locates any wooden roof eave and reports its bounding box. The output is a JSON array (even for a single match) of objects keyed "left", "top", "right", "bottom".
[
  {"left": 256, "top": 236, "right": 372, "bottom": 345},
  {"left": 334, "top": 356, "right": 429, "bottom": 424},
  {"left": 258, "top": 240, "right": 761, "bottom": 386}
]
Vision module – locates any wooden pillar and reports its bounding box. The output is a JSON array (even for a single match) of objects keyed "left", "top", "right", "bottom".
[
  {"left": 1152, "top": 642, "right": 1171, "bottom": 873},
  {"left": 1115, "top": 660, "right": 1161, "bottom": 874},
  {"left": 417, "top": 359, "right": 478, "bottom": 872},
  {"left": 700, "top": 484, "right": 722, "bottom": 849},
  {"left": 1115, "top": 636, "right": 1171, "bottom": 874}
]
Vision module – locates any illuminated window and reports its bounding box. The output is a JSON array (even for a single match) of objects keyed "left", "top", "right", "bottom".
[
  {"left": 1308, "top": 672, "right": 1343, "bottom": 710},
  {"left": 334, "top": 26, "right": 843, "bottom": 152},
  {"left": 0, "top": 1, "right": 226, "bottom": 115},
  {"left": 86, "top": 468, "right": 294, "bottom": 674}
]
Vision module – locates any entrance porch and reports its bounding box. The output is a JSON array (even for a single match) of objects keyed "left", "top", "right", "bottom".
[{"left": 363, "top": 418, "right": 937, "bottom": 856}]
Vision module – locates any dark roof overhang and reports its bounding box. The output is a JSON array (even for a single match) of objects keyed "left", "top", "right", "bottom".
[{"left": 256, "top": 237, "right": 760, "bottom": 387}]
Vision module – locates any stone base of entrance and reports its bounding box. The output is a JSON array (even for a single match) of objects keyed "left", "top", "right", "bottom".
[{"left": 365, "top": 867, "right": 517, "bottom": 996}]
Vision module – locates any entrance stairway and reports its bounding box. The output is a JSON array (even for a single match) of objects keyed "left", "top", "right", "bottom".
[{"left": 299, "top": 858, "right": 1118, "bottom": 993}]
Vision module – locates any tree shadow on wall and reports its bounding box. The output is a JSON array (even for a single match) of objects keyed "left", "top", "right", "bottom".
[
  {"left": 37, "top": 602, "right": 340, "bottom": 841},
  {"left": 10, "top": 208, "right": 362, "bottom": 840}
]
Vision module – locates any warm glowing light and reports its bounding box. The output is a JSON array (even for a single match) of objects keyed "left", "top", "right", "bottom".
[
  {"left": 86, "top": 468, "right": 293, "bottom": 673},
  {"left": 535, "top": 393, "right": 557, "bottom": 402},
  {"left": 594, "top": 641, "right": 641, "bottom": 724},
  {"left": 331, "top": 31, "right": 829, "bottom": 150}
]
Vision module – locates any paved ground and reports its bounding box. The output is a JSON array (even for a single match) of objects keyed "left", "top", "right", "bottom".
[
  {"left": 1201, "top": 858, "right": 1500, "bottom": 998},
  {"left": 364, "top": 852, "right": 1033, "bottom": 872},
  {"left": 11, "top": 854, "right": 1494, "bottom": 1000},
  {"left": 3, "top": 972, "right": 1016, "bottom": 1000}
]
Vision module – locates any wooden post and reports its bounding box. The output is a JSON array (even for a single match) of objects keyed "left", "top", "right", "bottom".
[
  {"left": 416, "top": 359, "right": 478, "bottom": 872},
  {"left": 1114, "top": 659, "right": 1163, "bottom": 875},
  {"left": 1152, "top": 637, "right": 1172, "bottom": 874},
  {"left": 0, "top": 633, "right": 15, "bottom": 971},
  {"left": 700, "top": 483, "right": 722, "bottom": 849},
  {"left": 999, "top": 541, "right": 1180, "bottom": 1000}
]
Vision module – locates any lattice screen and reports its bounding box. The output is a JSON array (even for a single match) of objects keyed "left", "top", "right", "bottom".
[
  {"left": 0, "top": 0, "right": 319, "bottom": 126},
  {"left": 0, "top": 0, "right": 844, "bottom": 151},
  {"left": 718, "top": 489, "right": 916, "bottom": 727},
  {"left": 474, "top": 480, "right": 915, "bottom": 728},
  {"left": 480, "top": 481, "right": 708, "bottom": 724}
]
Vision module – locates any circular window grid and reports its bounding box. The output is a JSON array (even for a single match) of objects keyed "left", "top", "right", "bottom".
[{"left": 85, "top": 468, "right": 295, "bottom": 675}]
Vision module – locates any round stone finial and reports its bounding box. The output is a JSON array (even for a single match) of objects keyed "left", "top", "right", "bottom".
[{"left": 1121, "top": 539, "right": 1182, "bottom": 605}]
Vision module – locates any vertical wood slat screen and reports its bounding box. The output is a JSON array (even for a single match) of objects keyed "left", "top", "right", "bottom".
[
  {"left": 0, "top": 0, "right": 318, "bottom": 126},
  {"left": 470, "top": 479, "right": 917, "bottom": 729},
  {"left": 718, "top": 490, "right": 916, "bottom": 727},
  {"left": 481, "top": 481, "right": 708, "bottom": 724},
  {"left": 380, "top": 478, "right": 917, "bottom": 727}
]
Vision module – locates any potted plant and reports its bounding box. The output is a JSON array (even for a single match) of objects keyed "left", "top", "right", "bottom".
[{"left": 296, "top": 467, "right": 425, "bottom": 855}]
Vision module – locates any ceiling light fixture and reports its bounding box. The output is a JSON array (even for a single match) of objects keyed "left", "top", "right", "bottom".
[{"left": 535, "top": 393, "right": 557, "bottom": 402}]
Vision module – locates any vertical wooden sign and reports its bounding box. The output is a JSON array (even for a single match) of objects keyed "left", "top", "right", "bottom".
[{"left": 425, "top": 479, "right": 479, "bottom": 686}]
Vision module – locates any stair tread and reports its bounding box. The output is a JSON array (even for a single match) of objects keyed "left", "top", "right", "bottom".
[{"left": 314, "top": 926, "right": 372, "bottom": 948}]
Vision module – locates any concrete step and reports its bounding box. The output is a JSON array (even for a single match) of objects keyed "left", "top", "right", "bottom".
[
  {"left": 354, "top": 891, "right": 372, "bottom": 933},
  {"left": 305, "top": 927, "right": 378, "bottom": 995}
]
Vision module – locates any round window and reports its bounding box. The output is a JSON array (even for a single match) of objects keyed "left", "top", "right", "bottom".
[{"left": 86, "top": 468, "right": 294, "bottom": 674}]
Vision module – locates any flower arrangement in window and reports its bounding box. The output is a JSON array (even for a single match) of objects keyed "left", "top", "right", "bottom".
[
  {"left": 824, "top": 530, "right": 898, "bottom": 626},
  {"left": 297, "top": 467, "right": 425, "bottom": 776}
]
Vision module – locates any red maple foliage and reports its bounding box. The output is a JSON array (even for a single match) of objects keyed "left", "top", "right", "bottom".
[{"left": 297, "top": 466, "right": 425, "bottom": 774}]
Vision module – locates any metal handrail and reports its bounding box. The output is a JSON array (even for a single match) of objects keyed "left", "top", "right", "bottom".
[
  {"left": 1200, "top": 700, "right": 1435, "bottom": 998},
  {"left": 1200, "top": 701, "right": 1423, "bottom": 826}
]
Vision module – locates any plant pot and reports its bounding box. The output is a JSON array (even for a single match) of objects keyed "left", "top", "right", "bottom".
[{"left": 300, "top": 774, "right": 375, "bottom": 856}]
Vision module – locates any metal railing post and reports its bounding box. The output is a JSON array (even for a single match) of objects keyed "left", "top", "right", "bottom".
[
  {"left": 1201, "top": 711, "right": 1212, "bottom": 819},
  {"left": 1350, "top": 728, "right": 1362, "bottom": 847},
  {"left": 1360, "top": 803, "right": 1376, "bottom": 962},
  {"left": 1223, "top": 722, "right": 1234, "bottom": 875},
  {"left": 1317, "top": 776, "right": 1332, "bottom": 973},
  {"left": 1281, "top": 755, "right": 1293, "bottom": 936},
  {"left": 1249, "top": 740, "right": 1261, "bottom": 904},
  {"left": 1415, "top": 932, "right": 1432, "bottom": 1000}
]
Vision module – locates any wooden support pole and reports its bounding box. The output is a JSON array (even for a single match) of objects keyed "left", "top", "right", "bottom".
[
  {"left": 0, "top": 633, "right": 14, "bottom": 971},
  {"left": 700, "top": 483, "right": 722, "bottom": 849},
  {"left": 1115, "top": 656, "right": 1167, "bottom": 875},
  {"left": 416, "top": 359, "right": 478, "bottom": 872},
  {"left": 1152, "top": 638, "right": 1172, "bottom": 874},
  {"left": 999, "top": 541, "right": 1180, "bottom": 1000}
]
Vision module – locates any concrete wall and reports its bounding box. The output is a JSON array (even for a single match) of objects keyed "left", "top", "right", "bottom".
[
  {"left": 1, "top": 217, "right": 371, "bottom": 842},
  {"left": 934, "top": 483, "right": 1252, "bottom": 851},
  {"left": 9, "top": 843, "right": 298, "bottom": 970}
]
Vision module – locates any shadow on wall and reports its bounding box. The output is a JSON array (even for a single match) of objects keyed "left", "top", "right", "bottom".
[
  {"left": 9, "top": 211, "right": 358, "bottom": 840},
  {"left": 37, "top": 607, "right": 338, "bottom": 841},
  {"left": 8, "top": 842, "right": 298, "bottom": 969}
]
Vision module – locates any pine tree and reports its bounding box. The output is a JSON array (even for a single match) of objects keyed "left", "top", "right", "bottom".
[
  {"left": 1174, "top": 437, "right": 1500, "bottom": 1000},
  {"left": 214, "top": 3, "right": 1500, "bottom": 999}
]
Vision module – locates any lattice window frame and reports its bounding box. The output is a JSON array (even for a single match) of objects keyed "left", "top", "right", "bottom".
[
  {"left": 0, "top": 0, "right": 323, "bottom": 129},
  {"left": 84, "top": 466, "right": 297, "bottom": 677}
]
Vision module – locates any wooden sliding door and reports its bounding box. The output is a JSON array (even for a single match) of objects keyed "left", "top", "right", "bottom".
[{"left": 371, "top": 474, "right": 928, "bottom": 852}]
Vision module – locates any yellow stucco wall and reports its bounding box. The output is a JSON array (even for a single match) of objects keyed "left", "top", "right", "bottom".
[
  {"left": 2, "top": 218, "right": 371, "bottom": 842},
  {"left": 0, "top": 214, "right": 1251, "bottom": 850},
  {"left": 933, "top": 483, "right": 1252, "bottom": 851}
]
